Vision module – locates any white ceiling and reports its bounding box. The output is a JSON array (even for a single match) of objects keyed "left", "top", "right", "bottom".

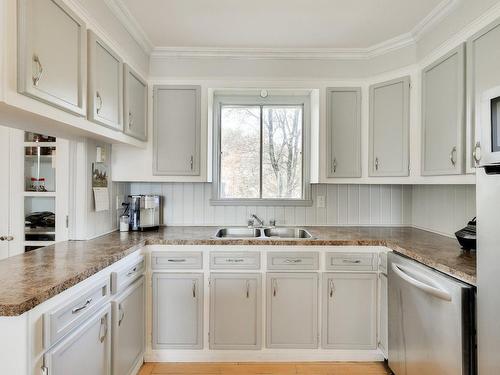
[{"left": 118, "top": 0, "right": 446, "bottom": 50}]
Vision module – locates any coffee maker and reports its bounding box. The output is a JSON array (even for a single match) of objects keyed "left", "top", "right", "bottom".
[{"left": 128, "top": 195, "right": 161, "bottom": 231}]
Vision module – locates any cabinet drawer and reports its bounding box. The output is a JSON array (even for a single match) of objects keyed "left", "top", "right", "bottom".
[
  {"left": 111, "top": 255, "right": 145, "bottom": 294},
  {"left": 267, "top": 252, "right": 319, "bottom": 270},
  {"left": 44, "top": 278, "right": 110, "bottom": 348},
  {"left": 151, "top": 251, "right": 203, "bottom": 269},
  {"left": 210, "top": 252, "right": 260, "bottom": 270},
  {"left": 325, "top": 252, "right": 377, "bottom": 271}
]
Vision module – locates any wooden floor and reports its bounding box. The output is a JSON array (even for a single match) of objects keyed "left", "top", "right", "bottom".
[{"left": 139, "top": 362, "right": 391, "bottom": 375}]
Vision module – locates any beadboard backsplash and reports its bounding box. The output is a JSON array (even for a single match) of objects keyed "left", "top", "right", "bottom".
[
  {"left": 130, "top": 183, "right": 413, "bottom": 227},
  {"left": 128, "top": 182, "right": 476, "bottom": 237}
]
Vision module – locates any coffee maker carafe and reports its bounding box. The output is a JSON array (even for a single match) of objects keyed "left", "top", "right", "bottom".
[{"left": 128, "top": 195, "right": 161, "bottom": 231}]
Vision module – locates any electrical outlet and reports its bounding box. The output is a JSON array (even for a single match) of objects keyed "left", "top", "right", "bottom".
[{"left": 317, "top": 195, "right": 325, "bottom": 208}]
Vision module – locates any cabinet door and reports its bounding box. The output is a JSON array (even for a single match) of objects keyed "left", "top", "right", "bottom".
[
  {"left": 112, "top": 277, "right": 144, "bottom": 375},
  {"left": 44, "top": 305, "right": 111, "bottom": 375},
  {"left": 18, "top": 0, "right": 86, "bottom": 116},
  {"left": 266, "top": 273, "right": 318, "bottom": 349},
  {"left": 422, "top": 44, "right": 465, "bottom": 175},
  {"left": 369, "top": 76, "right": 410, "bottom": 176},
  {"left": 210, "top": 273, "right": 261, "bottom": 349},
  {"left": 123, "top": 64, "right": 148, "bottom": 141},
  {"left": 467, "top": 20, "right": 500, "bottom": 171},
  {"left": 322, "top": 273, "right": 377, "bottom": 349},
  {"left": 153, "top": 85, "right": 201, "bottom": 176},
  {"left": 326, "top": 87, "right": 362, "bottom": 178},
  {"left": 378, "top": 273, "right": 388, "bottom": 358},
  {"left": 152, "top": 273, "right": 203, "bottom": 349},
  {"left": 88, "top": 31, "right": 123, "bottom": 130}
]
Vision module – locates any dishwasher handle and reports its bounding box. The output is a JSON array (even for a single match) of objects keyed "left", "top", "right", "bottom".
[{"left": 391, "top": 263, "right": 452, "bottom": 301}]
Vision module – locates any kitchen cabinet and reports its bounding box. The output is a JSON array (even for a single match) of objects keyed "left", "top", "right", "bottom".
[
  {"left": 378, "top": 273, "right": 388, "bottom": 358},
  {"left": 422, "top": 44, "right": 465, "bottom": 175},
  {"left": 123, "top": 64, "right": 148, "bottom": 141},
  {"left": 266, "top": 273, "right": 318, "bottom": 349},
  {"left": 209, "top": 273, "right": 261, "bottom": 349},
  {"left": 152, "top": 273, "right": 203, "bottom": 349},
  {"left": 87, "top": 31, "right": 123, "bottom": 131},
  {"left": 467, "top": 20, "right": 500, "bottom": 171},
  {"left": 369, "top": 76, "right": 410, "bottom": 177},
  {"left": 43, "top": 305, "right": 111, "bottom": 375},
  {"left": 17, "top": 0, "right": 86, "bottom": 116},
  {"left": 153, "top": 85, "right": 201, "bottom": 176},
  {"left": 112, "top": 277, "right": 144, "bottom": 375},
  {"left": 322, "top": 273, "right": 377, "bottom": 349},
  {"left": 326, "top": 87, "right": 362, "bottom": 178}
]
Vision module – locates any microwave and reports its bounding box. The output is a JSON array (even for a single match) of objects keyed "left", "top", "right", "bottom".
[{"left": 479, "top": 86, "right": 500, "bottom": 166}]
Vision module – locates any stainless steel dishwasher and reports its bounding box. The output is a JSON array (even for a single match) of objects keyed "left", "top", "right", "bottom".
[{"left": 388, "top": 253, "right": 475, "bottom": 375}]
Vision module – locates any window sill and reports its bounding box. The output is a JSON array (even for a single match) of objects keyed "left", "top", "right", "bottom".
[{"left": 210, "top": 199, "right": 313, "bottom": 207}]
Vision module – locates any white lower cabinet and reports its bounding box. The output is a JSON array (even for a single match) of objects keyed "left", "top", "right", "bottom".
[
  {"left": 43, "top": 304, "right": 111, "bottom": 375},
  {"left": 209, "top": 273, "right": 261, "bottom": 349},
  {"left": 112, "top": 277, "right": 145, "bottom": 375},
  {"left": 378, "top": 273, "right": 388, "bottom": 358},
  {"left": 152, "top": 273, "right": 204, "bottom": 349},
  {"left": 322, "top": 273, "right": 377, "bottom": 349},
  {"left": 266, "top": 273, "right": 319, "bottom": 349}
]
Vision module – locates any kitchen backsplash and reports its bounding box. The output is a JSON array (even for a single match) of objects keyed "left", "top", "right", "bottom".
[{"left": 128, "top": 182, "right": 476, "bottom": 237}]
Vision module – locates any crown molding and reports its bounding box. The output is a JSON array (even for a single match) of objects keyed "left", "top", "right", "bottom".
[
  {"left": 103, "top": 0, "right": 154, "bottom": 54},
  {"left": 107, "top": 0, "right": 460, "bottom": 61}
]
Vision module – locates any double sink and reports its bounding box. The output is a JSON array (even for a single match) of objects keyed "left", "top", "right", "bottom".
[{"left": 214, "top": 227, "right": 314, "bottom": 240}]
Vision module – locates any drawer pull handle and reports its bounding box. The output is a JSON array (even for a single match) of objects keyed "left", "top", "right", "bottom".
[
  {"left": 32, "top": 54, "right": 43, "bottom": 86},
  {"left": 72, "top": 298, "right": 92, "bottom": 314},
  {"left": 272, "top": 279, "right": 278, "bottom": 297},
  {"left": 284, "top": 258, "right": 302, "bottom": 263},
  {"left": 118, "top": 305, "right": 125, "bottom": 326},
  {"left": 329, "top": 280, "right": 335, "bottom": 298},
  {"left": 99, "top": 316, "right": 108, "bottom": 343},
  {"left": 226, "top": 258, "right": 244, "bottom": 263},
  {"left": 126, "top": 266, "right": 138, "bottom": 277},
  {"left": 168, "top": 259, "right": 186, "bottom": 262},
  {"left": 96, "top": 91, "right": 103, "bottom": 114},
  {"left": 246, "top": 280, "right": 250, "bottom": 298},
  {"left": 192, "top": 281, "right": 197, "bottom": 298},
  {"left": 342, "top": 259, "right": 361, "bottom": 264},
  {"left": 450, "top": 146, "right": 457, "bottom": 166}
]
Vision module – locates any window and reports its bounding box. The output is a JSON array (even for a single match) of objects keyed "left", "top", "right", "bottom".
[{"left": 212, "top": 94, "right": 311, "bottom": 205}]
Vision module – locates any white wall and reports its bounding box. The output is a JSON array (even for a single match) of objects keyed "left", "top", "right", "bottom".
[{"left": 411, "top": 184, "right": 476, "bottom": 237}]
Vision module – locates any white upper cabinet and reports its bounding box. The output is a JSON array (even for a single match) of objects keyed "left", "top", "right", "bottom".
[
  {"left": 153, "top": 85, "right": 201, "bottom": 176},
  {"left": 326, "top": 87, "right": 362, "bottom": 178},
  {"left": 17, "top": 0, "right": 86, "bottom": 116},
  {"left": 467, "top": 20, "right": 500, "bottom": 171},
  {"left": 369, "top": 76, "right": 410, "bottom": 177},
  {"left": 123, "top": 64, "right": 148, "bottom": 141},
  {"left": 421, "top": 44, "right": 465, "bottom": 176},
  {"left": 87, "top": 31, "right": 123, "bottom": 131}
]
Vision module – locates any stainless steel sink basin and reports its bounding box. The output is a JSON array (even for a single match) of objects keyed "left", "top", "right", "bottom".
[
  {"left": 214, "top": 227, "right": 262, "bottom": 238},
  {"left": 214, "top": 227, "right": 313, "bottom": 239},
  {"left": 263, "top": 227, "right": 313, "bottom": 239}
]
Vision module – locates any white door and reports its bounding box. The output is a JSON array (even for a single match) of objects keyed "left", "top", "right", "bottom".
[
  {"left": 44, "top": 305, "right": 111, "bottom": 375},
  {"left": 210, "top": 273, "right": 261, "bottom": 349},
  {"left": 152, "top": 273, "right": 203, "bottom": 349},
  {"left": 112, "top": 277, "right": 144, "bottom": 375},
  {"left": 18, "top": 0, "right": 86, "bottom": 116},
  {"left": 266, "top": 273, "right": 318, "bottom": 349},
  {"left": 322, "top": 273, "right": 377, "bottom": 349}
]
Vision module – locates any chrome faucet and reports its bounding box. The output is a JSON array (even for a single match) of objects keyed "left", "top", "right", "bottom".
[{"left": 250, "top": 213, "right": 265, "bottom": 228}]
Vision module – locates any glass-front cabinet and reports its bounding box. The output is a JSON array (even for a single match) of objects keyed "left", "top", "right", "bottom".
[{"left": 23, "top": 132, "right": 64, "bottom": 252}]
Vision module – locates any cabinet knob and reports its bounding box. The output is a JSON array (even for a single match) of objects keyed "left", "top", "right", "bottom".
[
  {"left": 450, "top": 146, "right": 457, "bottom": 166},
  {"left": 32, "top": 54, "right": 43, "bottom": 86}
]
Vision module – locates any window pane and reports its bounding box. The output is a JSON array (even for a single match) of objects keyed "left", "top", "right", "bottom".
[
  {"left": 220, "top": 106, "right": 261, "bottom": 199},
  {"left": 262, "top": 106, "right": 303, "bottom": 199}
]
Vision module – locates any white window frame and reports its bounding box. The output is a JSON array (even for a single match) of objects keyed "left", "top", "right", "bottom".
[{"left": 211, "top": 93, "right": 312, "bottom": 206}]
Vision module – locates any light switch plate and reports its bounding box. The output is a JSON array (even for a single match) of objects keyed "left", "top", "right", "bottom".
[{"left": 317, "top": 195, "right": 325, "bottom": 208}]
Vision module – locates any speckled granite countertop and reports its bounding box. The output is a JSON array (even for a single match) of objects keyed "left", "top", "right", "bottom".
[{"left": 0, "top": 226, "right": 476, "bottom": 316}]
